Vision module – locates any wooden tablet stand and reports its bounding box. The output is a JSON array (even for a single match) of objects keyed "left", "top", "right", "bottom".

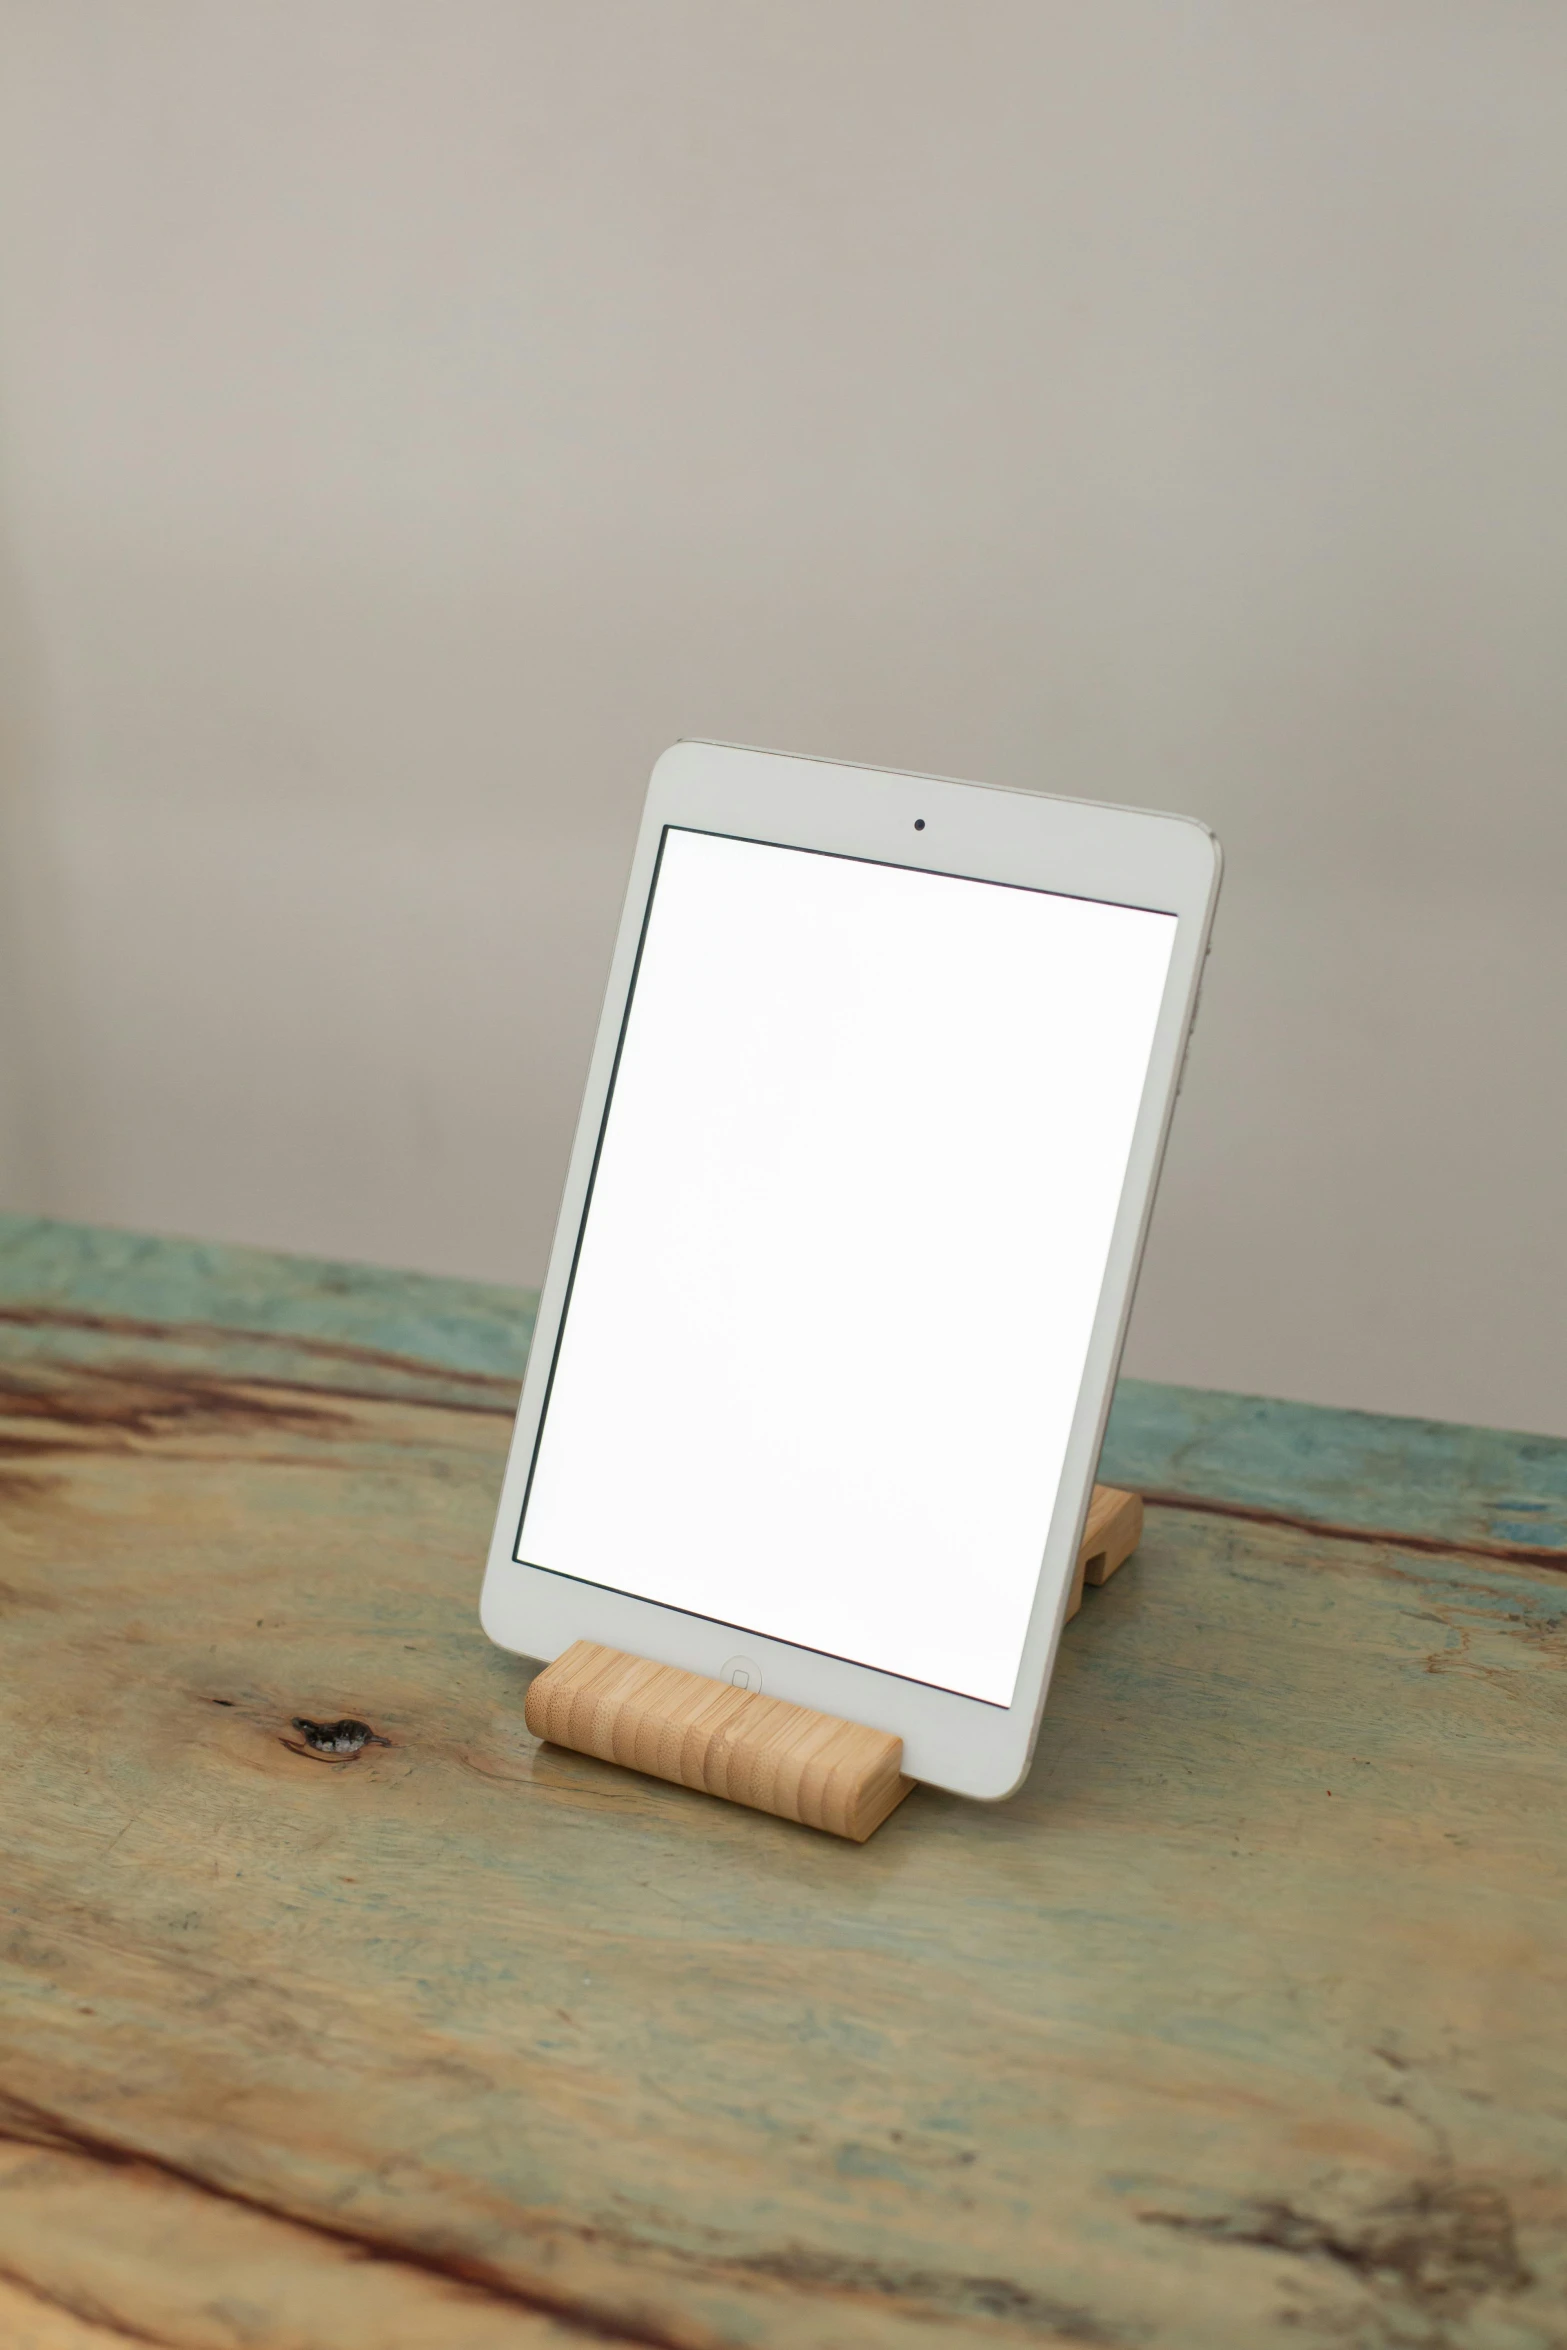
[{"left": 524, "top": 1483, "right": 1143, "bottom": 1843}]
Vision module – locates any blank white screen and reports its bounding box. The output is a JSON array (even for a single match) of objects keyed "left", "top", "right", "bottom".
[{"left": 518, "top": 829, "right": 1175, "bottom": 1705}]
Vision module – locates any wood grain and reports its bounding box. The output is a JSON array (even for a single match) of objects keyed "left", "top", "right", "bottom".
[
  {"left": 0, "top": 2140, "right": 582, "bottom": 2348},
  {"left": 1, "top": 1216, "right": 1565, "bottom": 2348},
  {"left": 525, "top": 1641, "right": 915, "bottom": 1841}
]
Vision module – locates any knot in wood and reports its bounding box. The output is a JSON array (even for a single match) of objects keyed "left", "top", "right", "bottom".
[{"left": 291, "top": 1717, "right": 383, "bottom": 1757}]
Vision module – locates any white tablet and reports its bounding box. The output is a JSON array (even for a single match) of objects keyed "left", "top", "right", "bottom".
[{"left": 481, "top": 742, "right": 1220, "bottom": 1799}]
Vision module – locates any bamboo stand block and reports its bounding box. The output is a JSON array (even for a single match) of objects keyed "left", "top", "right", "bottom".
[
  {"left": 1064, "top": 1481, "right": 1144, "bottom": 1622},
  {"left": 525, "top": 1482, "right": 1144, "bottom": 1842},
  {"left": 526, "top": 1642, "right": 914, "bottom": 1842}
]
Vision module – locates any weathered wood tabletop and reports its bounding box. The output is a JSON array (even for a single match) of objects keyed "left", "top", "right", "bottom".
[{"left": 1, "top": 1215, "right": 1564, "bottom": 2350}]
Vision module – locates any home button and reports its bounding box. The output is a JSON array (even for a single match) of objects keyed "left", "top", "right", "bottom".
[{"left": 720, "top": 1655, "right": 763, "bottom": 1693}]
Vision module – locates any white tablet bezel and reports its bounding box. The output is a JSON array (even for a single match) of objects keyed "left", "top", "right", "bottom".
[{"left": 480, "top": 740, "right": 1220, "bottom": 1800}]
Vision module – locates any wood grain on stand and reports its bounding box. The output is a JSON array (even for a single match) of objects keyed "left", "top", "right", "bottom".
[
  {"left": 1, "top": 1214, "right": 1564, "bottom": 2348},
  {"left": 525, "top": 1639, "right": 917, "bottom": 1842}
]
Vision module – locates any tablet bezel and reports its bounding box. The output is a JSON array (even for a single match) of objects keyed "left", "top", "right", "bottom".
[{"left": 480, "top": 741, "right": 1220, "bottom": 1799}]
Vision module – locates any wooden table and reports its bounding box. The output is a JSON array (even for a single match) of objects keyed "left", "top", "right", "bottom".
[{"left": 1, "top": 1215, "right": 1564, "bottom": 2350}]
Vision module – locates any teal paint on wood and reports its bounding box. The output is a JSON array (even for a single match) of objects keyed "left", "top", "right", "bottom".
[
  {"left": 0, "top": 1212, "right": 537, "bottom": 1413},
  {"left": 1101, "top": 1378, "right": 1567, "bottom": 1557},
  {"left": 3, "top": 1214, "right": 1563, "bottom": 1559}
]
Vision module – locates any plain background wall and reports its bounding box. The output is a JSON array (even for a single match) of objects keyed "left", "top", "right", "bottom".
[{"left": 0, "top": 1, "right": 1563, "bottom": 1435}]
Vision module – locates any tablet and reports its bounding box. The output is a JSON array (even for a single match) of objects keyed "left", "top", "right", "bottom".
[{"left": 481, "top": 742, "right": 1220, "bottom": 1799}]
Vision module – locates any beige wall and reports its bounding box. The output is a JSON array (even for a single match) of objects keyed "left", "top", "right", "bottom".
[{"left": 1, "top": 1, "right": 1563, "bottom": 1434}]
